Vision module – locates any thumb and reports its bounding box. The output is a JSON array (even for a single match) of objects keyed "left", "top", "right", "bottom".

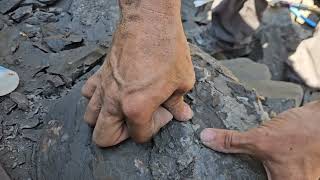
[{"left": 200, "top": 128, "right": 257, "bottom": 155}]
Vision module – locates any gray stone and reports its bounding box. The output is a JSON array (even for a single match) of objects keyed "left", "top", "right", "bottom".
[
  {"left": 46, "top": 45, "right": 106, "bottom": 83},
  {"left": 256, "top": 27, "right": 288, "bottom": 80},
  {"left": 37, "top": 44, "right": 267, "bottom": 180},
  {"left": 0, "top": 20, "right": 4, "bottom": 31},
  {"left": 250, "top": 7, "right": 313, "bottom": 81},
  {"left": 20, "top": 0, "right": 47, "bottom": 8},
  {"left": 0, "top": 163, "right": 10, "bottom": 180},
  {"left": 0, "top": 98, "right": 17, "bottom": 114},
  {"left": 9, "top": 92, "right": 29, "bottom": 111},
  {"left": 243, "top": 80, "right": 304, "bottom": 107},
  {"left": 44, "top": 34, "right": 83, "bottom": 52},
  {"left": 263, "top": 98, "right": 296, "bottom": 114},
  {"left": 303, "top": 89, "right": 320, "bottom": 105},
  {"left": 37, "top": 0, "right": 59, "bottom": 5},
  {"left": 25, "top": 11, "right": 58, "bottom": 25},
  {"left": 9, "top": 6, "right": 33, "bottom": 22},
  {"left": 220, "top": 58, "right": 272, "bottom": 81},
  {"left": 0, "top": 0, "right": 23, "bottom": 14},
  {"left": 46, "top": 75, "right": 65, "bottom": 88}
]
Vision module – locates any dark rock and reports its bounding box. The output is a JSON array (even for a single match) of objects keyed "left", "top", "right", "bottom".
[
  {"left": 0, "top": 21, "right": 4, "bottom": 31},
  {"left": 0, "top": 98, "right": 17, "bottom": 114},
  {"left": 44, "top": 34, "right": 83, "bottom": 52},
  {"left": 9, "top": 6, "right": 33, "bottom": 22},
  {"left": 32, "top": 42, "right": 50, "bottom": 52},
  {"left": 303, "top": 89, "right": 320, "bottom": 105},
  {"left": 46, "top": 45, "right": 106, "bottom": 83},
  {"left": 25, "top": 11, "right": 58, "bottom": 25},
  {"left": 0, "top": 0, "right": 23, "bottom": 14},
  {"left": 0, "top": 163, "right": 10, "bottom": 180},
  {"left": 20, "top": 24, "right": 41, "bottom": 39},
  {"left": 256, "top": 27, "right": 288, "bottom": 80},
  {"left": 37, "top": 45, "right": 267, "bottom": 180},
  {"left": 37, "top": 0, "right": 59, "bottom": 5},
  {"left": 10, "top": 43, "right": 19, "bottom": 54},
  {"left": 0, "top": 26, "right": 21, "bottom": 57},
  {"left": 249, "top": 7, "right": 312, "bottom": 81},
  {"left": 46, "top": 75, "right": 65, "bottom": 88},
  {"left": 9, "top": 92, "right": 29, "bottom": 111},
  {"left": 48, "top": 7, "right": 63, "bottom": 15},
  {"left": 263, "top": 98, "right": 296, "bottom": 114},
  {"left": 20, "top": 0, "right": 47, "bottom": 8},
  {"left": 22, "top": 129, "right": 40, "bottom": 142},
  {"left": 20, "top": 118, "right": 40, "bottom": 129},
  {"left": 220, "top": 58, "right": 272, "bottom": 81}
]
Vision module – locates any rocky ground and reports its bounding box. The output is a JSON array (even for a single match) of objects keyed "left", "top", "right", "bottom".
[{"left": 0, "top": 0, "right": 319, "bottom": 180}]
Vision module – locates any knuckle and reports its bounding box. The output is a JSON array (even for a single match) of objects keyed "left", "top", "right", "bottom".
[
  {"left": 181, "top": 72, "right": 195, "bottom": 91},
  {"left": 122, "top": 97, "right": 150, "bottom": 123},
  {"left": 223, "top": 131, "right": 234, "bottom": 150},
  {"left": 89, "top": 101, "right": 101, "bottom": 112},
  {"left": 122, "top": 103, "right": 143, "bottom": 120},
  {"left": 249, "top": 128, "right": 270, "bottom": 152}
]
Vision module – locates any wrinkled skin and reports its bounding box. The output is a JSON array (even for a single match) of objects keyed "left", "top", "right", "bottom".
[
  {"left": 201, "top": 101, "right": 320, "bottom": 180},
  {"left": 81, "top": 0, "right": 195, "bottom": 147}
]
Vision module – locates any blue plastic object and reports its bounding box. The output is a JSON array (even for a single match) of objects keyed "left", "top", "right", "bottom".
[{"left": 289, "top": 7, "right": 317, "bottom": 28}]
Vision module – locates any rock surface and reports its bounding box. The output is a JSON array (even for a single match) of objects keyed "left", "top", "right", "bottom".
[
  {"left": 37, "top": 45, "right": 267, "bottom": 180},
  {"left": 0, "top": 164, "right": 10, "bottom": 180},
  {"left": 243, "top": 80, "right": 304, "bottom": 107},
  {"left": 220, "top": 58, "right": 272, "bottom": 81}
]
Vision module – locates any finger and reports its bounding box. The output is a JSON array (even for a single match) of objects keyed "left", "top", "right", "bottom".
[
  {"left": 84, "top": 89, "right": 102, "bottom": 126},
  {"left": 92, "top": 110, "right": 129, "bottom": 147},
  {"left": 200, "top": 128, "right": 257, "bottom": 155},
  {"left": 164, "top": 95, "right": 193, "bottom": 121},
  {"left": 125, "top": 104, "right": 173, "bottom": 143},
  {"left": 82, "top": 74, "right": 99, "bottom": 99},
  {"left": 152, "top": 107, "right": 173, "bottom": 133},
  {"left": 302, "top": 100, "right": 320, "bottom": 110}
]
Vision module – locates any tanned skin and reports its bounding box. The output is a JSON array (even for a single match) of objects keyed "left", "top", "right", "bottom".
[{"left": 81, "top": 0, "right": 320, "bottom": 179}]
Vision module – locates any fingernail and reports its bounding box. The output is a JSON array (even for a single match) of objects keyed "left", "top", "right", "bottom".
[{"left": 200, "top": 129, "right": 216, "bottom": 142}]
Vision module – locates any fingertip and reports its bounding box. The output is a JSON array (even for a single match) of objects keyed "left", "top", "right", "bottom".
[
  {"left": 154, "top": 107, "right": 173, "bottom": 129},
  {"left": 179, "top": 103, "right": 194, "bottom": 121},
  {"left": 200, "top": 128, "right": 256, "bottom": 155},
  {"left": 200, "top": 128, "right": 216, "bottom": 143},
  {"left": 172, "top": 102, "right": 193, "bottom": 122},
  {"left": 200, "top": 128, "right": 221, "bottom": 151}
]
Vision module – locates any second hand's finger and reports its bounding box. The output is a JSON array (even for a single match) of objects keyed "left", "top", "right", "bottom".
[{"left": 200, "top": 128, "right": 259, "bottom": 155}]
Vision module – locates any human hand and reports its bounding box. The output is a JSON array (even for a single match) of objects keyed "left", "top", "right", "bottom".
[
  {"left": 201, "top": 101, "right": 320, "bottom": 179},
  {"left": 81, "top": 0, "right": 195, "bottom": 147}
]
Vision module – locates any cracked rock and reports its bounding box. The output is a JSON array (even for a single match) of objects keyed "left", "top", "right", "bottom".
[
  {"left": 9, "top": 6, "right": 33, "bottom": 22},
  {"left": 10, "top": 92, "right": 29, "bottom": 111},
  {"left": 0, "top": 0, "right": 23, "bottom": 14},
  {"left": 44, "top": 34, "right": 83, "bottom": 52},
  {"left": 38, "top": 0, "right": 60, "bottom": 5},
  {"left": 37, "top": 44, "right": 267, "bottom": 180}
]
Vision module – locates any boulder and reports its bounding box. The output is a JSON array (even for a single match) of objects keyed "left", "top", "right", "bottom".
[{"left": 37, "top": 44, "right": 267, "bottom": 180}]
